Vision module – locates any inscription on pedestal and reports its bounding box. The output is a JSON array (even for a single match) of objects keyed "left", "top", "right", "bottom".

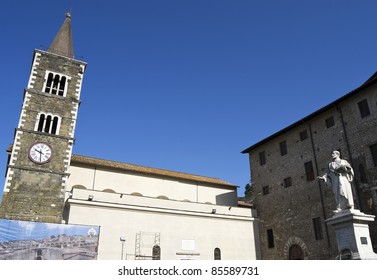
[{"left": 337, "top": 229, "right": 354, "bottom": 249}]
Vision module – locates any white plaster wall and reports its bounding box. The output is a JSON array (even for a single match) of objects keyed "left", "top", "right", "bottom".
[
  {"left": 66, "top": 165, "right": 238, "bottom": 206},
  {"left": 67, "top": 189, "right": 258, "bottom": 260}
]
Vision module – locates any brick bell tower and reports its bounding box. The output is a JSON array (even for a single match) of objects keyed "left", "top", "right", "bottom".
[{"left": 0, "top": 13, "right": 87, "bottom": 223}]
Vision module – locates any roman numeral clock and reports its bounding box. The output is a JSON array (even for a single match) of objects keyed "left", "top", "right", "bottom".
[
  {"left": 0, "top": 13, "right": 87, "bottom": 223},
  {"left": 28, "top": 142, "right": 53, "bottom": 164}
]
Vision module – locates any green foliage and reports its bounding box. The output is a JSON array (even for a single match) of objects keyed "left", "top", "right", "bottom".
[{"left": 244, "top": 183, "right": 252, "bottom": 199}]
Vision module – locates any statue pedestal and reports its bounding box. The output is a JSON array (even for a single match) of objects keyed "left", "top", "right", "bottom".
[{"left": 326, "top": 209, "right": 377, "bottom": 259}]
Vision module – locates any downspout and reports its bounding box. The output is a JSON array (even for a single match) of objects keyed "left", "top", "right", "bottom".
[
  {"left": 92, "top": 166, "right": 97, "bottom": 190},
  {"left": 307, "top": 122, "right": 332, "bottom": 251}
]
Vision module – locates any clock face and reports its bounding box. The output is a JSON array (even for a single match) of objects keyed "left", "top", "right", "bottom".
[{"left": 28, "top": 142, "right": 52, "bottom": 164}]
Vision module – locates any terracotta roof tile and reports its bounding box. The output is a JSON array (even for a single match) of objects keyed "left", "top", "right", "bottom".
[
  {"left": 237, "top": 200, "right": 254, "bottom": 208},
  {"left": 71, "top": 154, "right": 238, "bottom": 188}
]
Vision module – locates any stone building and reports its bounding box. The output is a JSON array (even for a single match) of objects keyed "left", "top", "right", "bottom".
[
  {"left": 0, "top": 14, "right": 260, "bottom": 260},
  {"left": 242, "top": 73, "right": 377, "bottom": 259}
]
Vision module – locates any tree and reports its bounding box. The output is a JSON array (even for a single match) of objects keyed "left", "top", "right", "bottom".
[{"left": 244, "top": 183, "right": 253, "bottom": 200}]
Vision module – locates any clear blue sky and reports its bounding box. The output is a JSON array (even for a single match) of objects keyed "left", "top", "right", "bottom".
[{"left": 1, "top": 1, "right": 377, "bottom": 199}]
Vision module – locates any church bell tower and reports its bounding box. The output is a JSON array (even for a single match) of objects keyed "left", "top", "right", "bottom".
[{"left": 0, "top": 13, "right": 87, "bottom": 223}]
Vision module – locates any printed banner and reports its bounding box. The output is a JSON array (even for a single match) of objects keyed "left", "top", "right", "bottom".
[{"left": 0, "top": 219, "right": 100, "bottom": 260}]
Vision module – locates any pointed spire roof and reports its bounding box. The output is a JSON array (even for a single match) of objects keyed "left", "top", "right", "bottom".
[{"left": 48, "top": 12, "right": 74, "bottom": 58}]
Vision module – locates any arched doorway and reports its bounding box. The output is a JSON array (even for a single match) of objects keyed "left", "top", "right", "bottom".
[{"left": 288, "top": 244, "right": 304, "bottom": 260}]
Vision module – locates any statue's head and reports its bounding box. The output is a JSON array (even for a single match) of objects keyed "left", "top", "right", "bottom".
[{"left": 331, "top": 150, "right": 340, "bottom": 159}]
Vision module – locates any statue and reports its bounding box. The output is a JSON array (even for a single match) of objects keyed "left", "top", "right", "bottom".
[{"left": 318, "top": 150, "right": 354, "bottom": 212}]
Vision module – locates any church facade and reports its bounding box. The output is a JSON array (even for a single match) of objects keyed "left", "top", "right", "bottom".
[
  {"left": 65, "top": 155, "right": 258, "bottom": 260},
  {"left": 0, "top": 14, "right": 260, "bottom": 260},
  {"left": 242, "top": 72, "right": 377, "bottom": 259}
]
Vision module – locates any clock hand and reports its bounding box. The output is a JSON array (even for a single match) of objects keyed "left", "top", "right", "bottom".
[
  {"left": 35, "top": 149, "right": 46, "bottom": 156},
  {"left": 34, "top": 149, "right": 45, "bottom": 161}
]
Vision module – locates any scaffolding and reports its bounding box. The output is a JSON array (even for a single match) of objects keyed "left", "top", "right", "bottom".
[{"left": 135, "top": 231, "right": 161, "bottom": 260}]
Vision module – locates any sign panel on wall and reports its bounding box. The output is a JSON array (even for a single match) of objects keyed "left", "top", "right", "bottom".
[{"left": 0, "top": 219, "right": 100, "bottom": 260}]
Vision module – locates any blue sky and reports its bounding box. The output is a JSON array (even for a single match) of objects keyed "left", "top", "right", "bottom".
[{"left": 0, "top": 1, "right": 377, "bottom": 199}]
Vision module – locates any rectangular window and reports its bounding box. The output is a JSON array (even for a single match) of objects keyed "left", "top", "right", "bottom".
[
  {"left": 304, "top": 161, "right": 315, "bottom": 181},
  {"left": 325, "top": 116, "right": 335, "bottom": 128},
  {"left": 262, "top": 186, "right": 270, "bottom": 195},
  {"left": 358, "top": 99, "right": 371, "bottom": 118},
  {"left": 370, "top": 143, "right": 377, "bottom": 167},
  {"left": 267, "top": 229, "right": 274, "bottom": 248},
  {"left": 284, "top": 177, "right": 292, "bottom": 188},
  {"left": 299, "top": 130, "right": 308, "bottom": 141},
  {"left": 313, "top": 217, "right": 323, "bottom": 240},
  {"left": 259, "top": 151, "right": 266, "bottom": 165},
  {"left": 279, "top": 141, "right": 287, "bottom": 156}
]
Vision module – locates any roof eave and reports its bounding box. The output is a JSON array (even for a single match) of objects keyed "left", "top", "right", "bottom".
[{"left": 241, "top": 71, "right": 377, "bottom": 154}]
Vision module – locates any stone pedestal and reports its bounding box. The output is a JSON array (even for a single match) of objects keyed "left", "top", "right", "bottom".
[{"left": 326, "top": 209, "right": 377, "bottom": 259}]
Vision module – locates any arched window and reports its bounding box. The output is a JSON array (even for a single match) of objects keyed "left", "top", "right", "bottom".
[
  {"left": 102, "top": 189, "right": 116, "bottom": 193},
  {"left": 58, "top": 76, "right": 66, "bottom": 96},
  {"left": 36, "top": 113, "right": 60, "bottom": 135},
  {"left": 51, "top": 116, "right": 59, "bottom": 134},
  {"left": 130, "top": 192, "right": 143, "bottom": 197},
  {"left": 152, "top": 245, "right": 161, "bottom": 260},
  {"left": 37, "top": 114, "right": 45, "bottom": 131},
  {"left": 44, "top": 115, "right": 52, "bottom": 133},
  {"left": 72, "top": 185, "right": 87, "bottom": 190},
  {"left": 44, "top": 73, "right": 54, "bottom": 93},
  {"left": 44, "top": 72, "right": 69, "bottom": 96},
  {"left": 214, "top": 248, "right": 221, "bottom": 260}
]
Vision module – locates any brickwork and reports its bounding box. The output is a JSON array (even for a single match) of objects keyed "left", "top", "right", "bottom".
[
  {"left": 243, "top": 75, "right": 377, "bottom": 259},
  {"left": 0, "top": 49, "right": 86, "bottom": 223}
]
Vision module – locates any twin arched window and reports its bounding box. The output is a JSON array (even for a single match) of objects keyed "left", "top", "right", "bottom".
[
  {"left": 36, "top": 113, "right": 60, "bottom": 135},
  {"left": 44, "top": 72, "right": 68, "bottom": 96}
]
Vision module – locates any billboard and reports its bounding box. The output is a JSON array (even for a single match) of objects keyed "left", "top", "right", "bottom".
[{"left": 0, "top": 219, "right": 100, "bottom": 260}]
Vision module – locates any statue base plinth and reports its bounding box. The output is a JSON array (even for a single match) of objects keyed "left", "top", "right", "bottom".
[{"left": 326, "top": 209, "right": 377, "bottom": 259}]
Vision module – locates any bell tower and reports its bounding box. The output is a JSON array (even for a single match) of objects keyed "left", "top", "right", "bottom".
[{"left": 0, "top": 13, "right": 87, "bottom": 223}]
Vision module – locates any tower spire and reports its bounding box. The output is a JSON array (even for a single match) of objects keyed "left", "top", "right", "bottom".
[{"left": 48, "top": 12, "right": 74, "bottom": 58}]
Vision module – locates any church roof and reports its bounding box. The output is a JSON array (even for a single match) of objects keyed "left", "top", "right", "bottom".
[
  {"left": 71, "top": 154, "right": 238, "bottom": 188},
  {"left": 48, "top": 13, "right": 74, "bottom": 58}
]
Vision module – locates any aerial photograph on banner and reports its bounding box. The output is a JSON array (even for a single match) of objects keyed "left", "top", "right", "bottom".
[{"left": 0, "top": 219, "right": 100, "bottom": 260}]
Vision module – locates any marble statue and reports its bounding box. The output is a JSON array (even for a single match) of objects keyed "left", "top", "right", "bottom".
[{"left": 318, "top": 150, "right": 354, "bottom": 212}]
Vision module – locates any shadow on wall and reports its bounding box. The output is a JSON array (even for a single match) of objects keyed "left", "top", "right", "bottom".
[{"left": 216, "top": 192, "right": 237, "bottom": 206}]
